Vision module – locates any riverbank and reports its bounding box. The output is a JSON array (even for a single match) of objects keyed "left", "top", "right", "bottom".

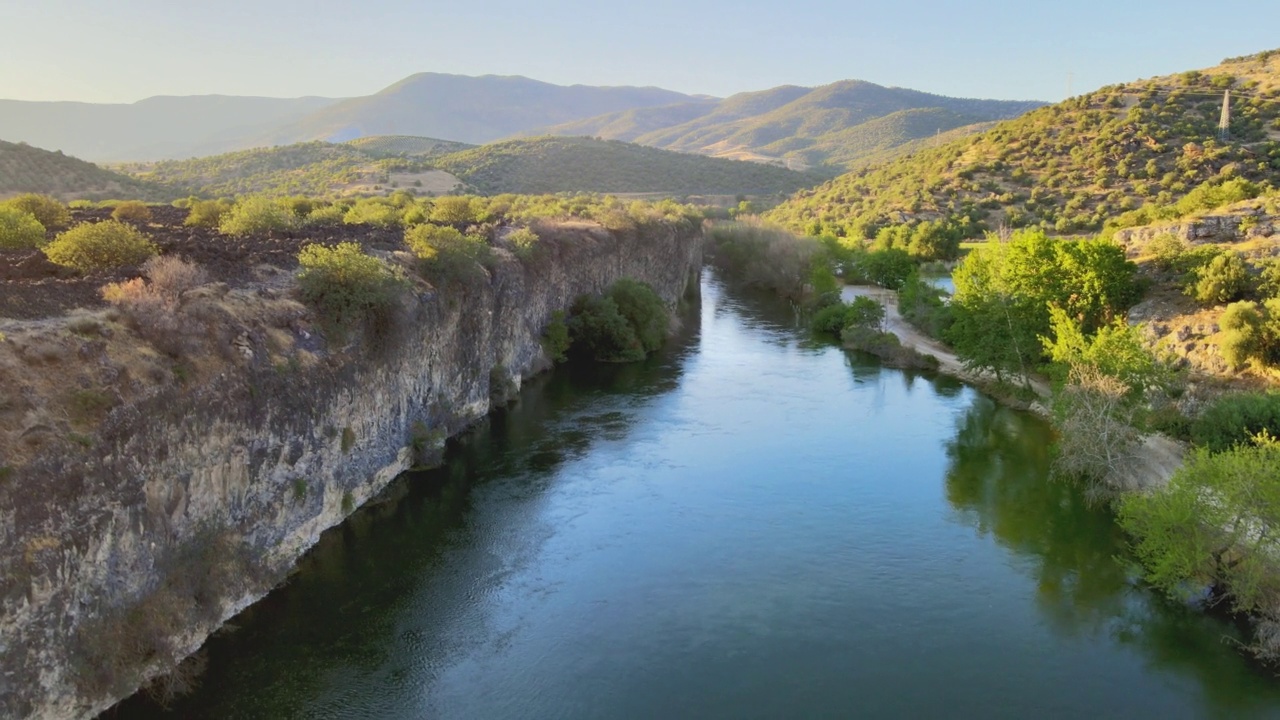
[
  {"left": 0, "top": 217, "right": 704, "bottom": 719},
  {"left": 842, "top": 284, "right": 1184, "bottom": 491}
]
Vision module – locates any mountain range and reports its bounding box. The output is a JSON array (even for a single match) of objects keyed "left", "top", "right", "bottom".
[
  {"left": 535, "top": 81, "right": 1044, "bottom": 171},
  {"left": 0, "top": 74, "right": 1043, "bottom": 169}
]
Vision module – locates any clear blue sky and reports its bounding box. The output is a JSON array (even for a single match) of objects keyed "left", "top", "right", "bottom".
[{"left": 4, "top": 0, "right": 1278, "bottom": 104}]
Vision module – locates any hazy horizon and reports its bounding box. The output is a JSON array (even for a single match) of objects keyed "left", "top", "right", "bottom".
[{"left": 4, "top": 0, "right": 1279, "bottom": 105}]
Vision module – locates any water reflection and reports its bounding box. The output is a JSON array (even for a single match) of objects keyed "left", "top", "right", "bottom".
[{"left": 943, "top": 397, "right": 1280, "bottom": 716}]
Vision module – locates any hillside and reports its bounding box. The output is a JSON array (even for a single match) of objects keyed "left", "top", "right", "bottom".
[
  {"left": 344, "top": 135, "right": 474, "bottom": 159},
  {"left": 258, "top": 73, "right": 700, "bottom": 147},
  {"left": 0, "top": 95, "right": 340, "bottom": 162},
  {"left": 539, "top": 81, "right": 1043, "bottom": 171},
  {"left": 767, "top": 50, "right": 1280, "bottom": 240},
  {"left": 431, "top": 136, "right": 823, "bottom": 196},
  {"left": 123, "top": 141, "right": 463, "bottom": 197},
  {"left": 0, "top": 140, "right": 171, "bottom": 201}
]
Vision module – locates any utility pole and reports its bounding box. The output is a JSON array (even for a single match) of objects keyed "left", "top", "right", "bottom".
[{"left": 1219, "top": 89, "right": 1232, "bottom": 141}]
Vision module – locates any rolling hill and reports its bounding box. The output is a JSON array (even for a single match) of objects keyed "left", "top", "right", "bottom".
[
  {"left": 0, "top": 140, "right": 171, "bottom": 201},
  {"left": 538, "top": 81, "right": 1043, "bottom": 171},
  {"left": 431, "top": 136, "right": 823, "bottom": 196},
  {"left": 0, "top": 95, "right": 340, "bottom": 162},
  {"left": 766, "top": 49, "right": 1280, "bottom": 240},
  {"left": 120, "top": 135, "right": 823, "bottom": 198},
  {"left": 256, "top": 73, "right": 700, "bottom": 147},
  {"left": 122, "top": 140, "right": 467, "bottom": 198},
  {"left": 344, "top": 135, "right": 474, "bottom": 159}
]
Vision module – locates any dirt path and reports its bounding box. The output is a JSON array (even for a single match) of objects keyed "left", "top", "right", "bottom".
[
  {"left": 841, "top": 285, "right": 1053, "bottom": 401},
  {"left": 841, "top": 284, "right": 1183, "bottom": 489}
]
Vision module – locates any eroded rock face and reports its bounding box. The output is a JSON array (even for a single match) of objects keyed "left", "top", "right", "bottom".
[
  {"left": 0, "top": 222, "right": 703, "bottom": 719},
  {"left": 1114, "top": 211, "right": 1278, "bottom": 255}
]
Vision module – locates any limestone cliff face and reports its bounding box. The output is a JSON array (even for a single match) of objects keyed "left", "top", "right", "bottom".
[
  {"left": 1113, "top": 210, "right": 1278, "bottom": 250},
  {"left": 0, "top": 222, "right": 703, "bottom": 719}
]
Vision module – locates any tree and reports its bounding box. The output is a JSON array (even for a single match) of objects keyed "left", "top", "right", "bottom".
[
  {"left": 1052, "top": 365, "right": 1142, "bottom": 494},
  {"left": 1118, "top": 443, "right": 1280, "bottom": 621},
  {"left": 859, "top": 248, "right": 914, "bottom": 290},
  {"left": 947, "top": 229, "right": 1140, "bottom": 381},
  {"left": 1190, "top": 251, "right": 1250, "bottom": 305}
]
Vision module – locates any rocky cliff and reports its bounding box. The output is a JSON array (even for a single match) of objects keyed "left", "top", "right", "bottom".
[{"left": 0, "top": 220, "right": 703, "bottom": 718}]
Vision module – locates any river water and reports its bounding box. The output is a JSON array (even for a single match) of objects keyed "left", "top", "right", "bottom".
[{"left": 114, "top": 274, "right": 1280, "bottom": 719}]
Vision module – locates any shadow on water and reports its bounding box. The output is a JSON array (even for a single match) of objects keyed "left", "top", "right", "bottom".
[
  {"left": 943, "top": 397, "right": 1280, "bottom": 715},
  {"left": 108, "top": 295, "right": 703, "bottom": 719}
]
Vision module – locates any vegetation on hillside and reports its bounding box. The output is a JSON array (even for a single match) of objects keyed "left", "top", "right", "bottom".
[
  {"left": 0, "top": 141, "right": 170, "bottom": 202},
  {"left": 767, "top": 52, "right": 1280, "bottom": 241},
  {"left": 124, "top": 142, "right": 439, "bottom": 198},
  {"left": 434, "top": 136, "right": 821, "bottom": 196},
  {"left": 544, "top": 80, "right": 1042, "bottom": 171},
  {"left": 344, "top": 135, "right": 473, "bottom": 159}
]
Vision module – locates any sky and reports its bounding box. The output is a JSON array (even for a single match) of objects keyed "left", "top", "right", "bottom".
[{"left": 3, "top": 0, "right": 1279, "bottom": 104}]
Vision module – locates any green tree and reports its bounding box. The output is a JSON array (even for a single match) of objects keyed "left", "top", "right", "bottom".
[
  {"left": 859, "top": 248, "right": 915, "bottom": 290},
  {"left": 1118, "top": 443, "right": 1280, "bottom": 618}
]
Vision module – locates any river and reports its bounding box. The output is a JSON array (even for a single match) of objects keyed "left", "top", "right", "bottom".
[{"left": 112, "top": 274, "right": 1280, "bottom": 719}]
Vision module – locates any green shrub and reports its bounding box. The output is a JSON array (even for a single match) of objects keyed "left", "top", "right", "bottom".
[
  {"left": 606, "top": 279, "right": 667, "bottom": 354},
  {"left": 1191, "top": 391, "right": 1280, "bottom": 452},
  {"left": 110, "top": 201, "right": 152, "bottom": 224},
  {"left": 541, "top": 310, "right": 571, "bottom": 363},
  {"left": 0, "top": 206, "right": 47, "bottom": 249},
  {"left": 569, "top": 295, "right": 644, "bottom": 362},
  {"left": 565, "top": 280, "right": 670, "bottom": 362},
  {"left": 401, "top": 205, "right": 428, "bottom": 227},
  {"left": 1220, "top": 301, "right": 1265, "bottom": 369},
  {"left": 5, "top": 193, "right": 71, "bottom": 230},
  {"left": 296, "top": 242, "right": 406, "bottom": 331},
  {"left": 43, "top": 221, "right": 158, "bottom": 271},
  {"left": 343, "top": 199, "right": 402, "bottom": 228},
  {"left": 428, "top": 196, "right": 479, "bottom": 225},
  {"left": 812, "top": 303, "right": 853, "bottom": 334},
  {"left": 1146, "top": 233, "right": 1188, "bottom": 271},
  {"left": 507, "top": 226, "right": 540, "bottom": 259},
  {"left": 304, "top": 204, "right": 346, "bottom": 226},
  {"left": 280, "top": 196, "right": 316, "bottom": 219},
  {"left": 405, "top": 223, "right": 492, "bottom": 283},
  {"left": 812, "top": 296, "right": 885, "bottom": 335},
  {"left": 219, "top": 196, "right": 296, "bottom": 236},
  {"left": 1190, "top": 251, "right": 1251, "bottom": 305},
  {"left": 184, "top": 199, "right": 231, "bottom": 229}
]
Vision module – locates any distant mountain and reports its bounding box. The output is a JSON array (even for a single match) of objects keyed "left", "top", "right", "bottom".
[
  {"left": 765, "top": 50, "right": 1280, "bottom": 239},
  {"left": 256, "top": 74, "right": 700, "bottom": 147},
  {"left": 538, "top": 81, "right": 1044, "bottom": 171},
  {"left": 432, "top": 136, "right": 823, "bottom": 196},
  {"left": 0, "top": 95, "right": 341, "bottom": 162},
  {"left": 0, "top": 140, "right": 171, "bottom": 201}
]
